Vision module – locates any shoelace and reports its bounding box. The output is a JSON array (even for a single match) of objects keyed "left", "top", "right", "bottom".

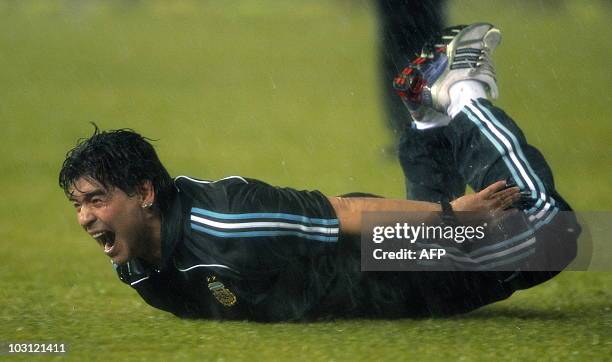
[
  {"left": 449, "top": 47, "right": 496, "bottom": 82},
  {"left": 475, "top": 47, "right": 496, "bottom": 77}
]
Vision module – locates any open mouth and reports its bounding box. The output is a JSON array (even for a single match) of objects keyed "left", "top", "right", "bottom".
[{"left": 92, "top": 231, "right": 116, "bottom": 253}]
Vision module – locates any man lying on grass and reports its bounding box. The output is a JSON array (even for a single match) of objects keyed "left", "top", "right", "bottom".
[{"left": 59, "top": 126, "right": 526, "bottom": 321}]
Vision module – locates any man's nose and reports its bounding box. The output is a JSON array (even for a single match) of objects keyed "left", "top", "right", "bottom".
[{"left": 78, "top": 205, "right": 96, "bottom": 228}]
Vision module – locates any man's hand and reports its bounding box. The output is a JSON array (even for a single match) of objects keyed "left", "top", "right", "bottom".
[{"left": 451, "top": 180, "right": 520, "bottom": 214}]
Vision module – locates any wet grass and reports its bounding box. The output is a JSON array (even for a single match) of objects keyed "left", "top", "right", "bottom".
[{"left": 0, "top": 0, "right": 610, "bottom": 360}]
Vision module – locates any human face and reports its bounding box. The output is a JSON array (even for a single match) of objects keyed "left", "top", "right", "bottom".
[{"left": 68, "top": 177, "right": 153, "bottom": 265}]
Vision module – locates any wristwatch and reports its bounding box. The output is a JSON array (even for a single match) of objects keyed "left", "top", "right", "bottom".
[{"left": 440, "top": 199, "right": 457, "bottom": 225}]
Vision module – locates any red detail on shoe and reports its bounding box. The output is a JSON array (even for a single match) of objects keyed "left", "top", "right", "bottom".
[
  {"left": 393, "top": 69, "right": 425, "bottom": 104},
  {"left": 413, "top": 57, "right": 427, "bottom": 65},
  {"left": 401, "top": 67, "right": 413, "bottom": 75},
  {"left": 406, "top": 76, "right": 425, "bottom": 103}
]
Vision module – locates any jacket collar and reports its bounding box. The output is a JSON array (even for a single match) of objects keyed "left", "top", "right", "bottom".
[{"left": 159, "top": 192, "right": 184, "bottom": 271}]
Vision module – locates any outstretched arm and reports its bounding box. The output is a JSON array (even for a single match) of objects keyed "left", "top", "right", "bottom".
[{"left": 328, "top": 180, "right": 519, "bottom": 236}]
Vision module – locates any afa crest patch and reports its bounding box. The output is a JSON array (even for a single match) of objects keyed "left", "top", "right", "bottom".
[{"left": 207, "top": 276, "right": 237, "bottom": 307}]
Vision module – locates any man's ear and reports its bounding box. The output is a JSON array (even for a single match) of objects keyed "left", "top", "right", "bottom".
[{"left": 138, "top": 180, "right": 156, "bottom": 206}]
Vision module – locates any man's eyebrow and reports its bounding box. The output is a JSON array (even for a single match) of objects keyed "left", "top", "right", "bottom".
[{"left": 68, "top": 189, "right": 107, "bottom": 202}]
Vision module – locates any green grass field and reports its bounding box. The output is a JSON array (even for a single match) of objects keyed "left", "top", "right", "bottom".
[{"left": 1, "top": 0, "right": 610, "bottom": 360}]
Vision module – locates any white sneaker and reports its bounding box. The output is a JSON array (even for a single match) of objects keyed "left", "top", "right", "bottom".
[{"left": 393, "top": 23, "right": 501, "bottom": 114}]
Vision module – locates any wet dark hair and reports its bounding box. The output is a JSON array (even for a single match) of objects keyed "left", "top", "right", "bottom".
[{"left": 59, "top": 124, "right": 176, "bottom": 212}]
